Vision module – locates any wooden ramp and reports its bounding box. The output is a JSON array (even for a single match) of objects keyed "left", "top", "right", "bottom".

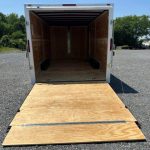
[{"left": 2, "top": 83, "right": 145, "bottom": 146}]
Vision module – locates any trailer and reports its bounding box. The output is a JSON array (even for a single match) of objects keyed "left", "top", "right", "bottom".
[{"left": 3, "top": 4, "right": 145, "bottom": 146}]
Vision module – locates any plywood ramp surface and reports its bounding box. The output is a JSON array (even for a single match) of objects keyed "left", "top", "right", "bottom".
[
  {"left": 3, "top": 122, "right": 145, "bottom": 146},
  {"left": 3, "top": 83, "right": 145, "bottom": 146},
  {"left": 20, "top": 84, "right": 123, "bottom": 110},
  {"left": 20, "top": 95, "right": 124, "bottom": 110},
  {"left": 10, "top": 107, "right": 136, "bottom": 126}
]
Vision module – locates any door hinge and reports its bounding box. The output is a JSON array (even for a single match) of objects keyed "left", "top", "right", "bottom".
[
  {"left": 113, "top": 51, "right": 115, "bottom": 56},
  {"left": 29, "top": 66, "right": 33, "bottom": 70},
  {"left": 110, "top": 20, "right": 113, "bottom": 25},
  {"left": 26, "top": 21, "right": 29, "bottom": 26},
  {"left": 107, "top": 63, "right": 111, "bottom": 68}
]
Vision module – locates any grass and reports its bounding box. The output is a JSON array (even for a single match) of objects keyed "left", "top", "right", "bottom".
[{"left": 0, "top": 47, "right": 21, "bottom": 53}]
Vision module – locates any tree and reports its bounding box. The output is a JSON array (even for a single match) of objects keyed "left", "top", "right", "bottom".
[
  {"left": 11, "top": 31, "right": 26, "bottom": 49},
  {"left": 13, "top": 15, "right": 26, "bottom": 33},
  {"left": 0, "top": 13, "right": 7, "bottom": 38},
  {"left": 11, "top": 31, "right": 25, "bottom": 39},
  {"left": 0, "top": 12, "right": 26, "bottom": 50},
  {"left": 0, "top": 12, "right": 6, "bottom": 22},
  {"left": 0, "top": 35, "right": 11, "bottom": 47},
  {"left": 19, "top": 15, "right": 26, "bottom": 33},
  {"left": 114, "top": 15, "right": 150, "bottom": 48},
  {"left": 7, "top": 13, "right": 18, "bottom": 25}
]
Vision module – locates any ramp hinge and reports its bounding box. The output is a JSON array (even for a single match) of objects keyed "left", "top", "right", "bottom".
[
  {"left": 136, "top": 121, "right": 141, "bottom": 129},
  {"left": 6, "top": 126, "right": 11, "bottom": 133}
]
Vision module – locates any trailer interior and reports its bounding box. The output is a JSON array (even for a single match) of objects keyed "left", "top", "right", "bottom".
[{"left": 29, "top": 10, "right": 109, "bottom": 82}]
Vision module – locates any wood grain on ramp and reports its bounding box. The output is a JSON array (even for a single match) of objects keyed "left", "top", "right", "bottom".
[
  {"left": 2, "top": 83, "right": 145, "bottom": 146},
  {"left": 10, "top": 107, "right": 136, "bottom": 126},
  {"left": 3, "top": 122, "right": 145, "bottom": 146}
]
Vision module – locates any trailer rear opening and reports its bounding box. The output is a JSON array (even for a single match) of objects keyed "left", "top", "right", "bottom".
[{"left": 28, "top": 7, "right": 109, "bottom": 83}]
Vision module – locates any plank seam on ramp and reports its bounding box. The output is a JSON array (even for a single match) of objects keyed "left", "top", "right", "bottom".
[{"left": 11, "top": 121, "right": 127, "bottom": 127}]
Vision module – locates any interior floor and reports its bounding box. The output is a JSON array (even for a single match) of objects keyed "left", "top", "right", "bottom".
[{"left": 37, "top": 60, "right": 106, "bottom": 82}]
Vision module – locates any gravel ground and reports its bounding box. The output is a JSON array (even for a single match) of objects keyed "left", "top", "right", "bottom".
[{"left": 0, "top": 50, "right": 150, "bottom": 150}]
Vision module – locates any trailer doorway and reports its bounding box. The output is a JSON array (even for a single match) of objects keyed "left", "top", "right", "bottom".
[{"left": 29, "top": 10, "right": 109, "bottom": 83}]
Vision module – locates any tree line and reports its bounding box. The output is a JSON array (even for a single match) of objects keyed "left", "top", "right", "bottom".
[
  {"left": 114, "top": 15, "right": 150, "bottom": 48},
  {"left": 0, "top": 12, "right": 150, "bottom": 50},
  {"left": 0, "top": 13, "right": 26, "bottom": 50}
]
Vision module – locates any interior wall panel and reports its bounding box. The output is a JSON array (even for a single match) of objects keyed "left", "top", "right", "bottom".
[
  {"left": 89, "top": 11, "right": 108, "bottom": 72},
  {"left": 50, "top": 26, "right": 88, "bottom": 61},
  {"left": 70, "top": 26, "right": 88, "bottom": 60},
  {"left": 95, "top": 11, "right": 108, "bottom": 72},
  {"left": 50, "top": 26, "right": 68, "bottom": 60},
  {"left": 30, "top": 12, "right": 50, "bottom": 76}
]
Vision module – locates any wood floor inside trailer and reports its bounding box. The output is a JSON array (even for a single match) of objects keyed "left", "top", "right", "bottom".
[
  {"left": 3, "top": 83, "right": 145, "bottom": 146},
  {"left": 37, "top": 61, "right": 106, "bottom": 82}
]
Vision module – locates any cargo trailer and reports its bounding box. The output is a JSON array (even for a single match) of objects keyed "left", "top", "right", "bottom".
[
  {"left": 2, "top": 4, "right": 145, "bottom": 146},
  {"left": 24, "top": 4, "right": 114, "bottom": 83}
]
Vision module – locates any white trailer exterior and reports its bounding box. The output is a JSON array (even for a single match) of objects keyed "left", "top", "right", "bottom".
[{"left": 24, "top": 4, "right": 114, "bottom": 84}]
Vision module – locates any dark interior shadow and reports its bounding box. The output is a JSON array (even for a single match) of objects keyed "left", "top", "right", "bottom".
[{"left": 110, "top": 74, "right": 138, "bottom": 94}]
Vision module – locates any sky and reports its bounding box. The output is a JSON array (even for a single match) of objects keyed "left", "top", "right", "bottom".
[{"left": 0, "top": 0, "right": 150, "bottom": 18}]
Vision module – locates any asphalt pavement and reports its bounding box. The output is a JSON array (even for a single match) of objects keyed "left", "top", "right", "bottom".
[{"left": 0, "top": 50, "right": 150, "bottom": 150}]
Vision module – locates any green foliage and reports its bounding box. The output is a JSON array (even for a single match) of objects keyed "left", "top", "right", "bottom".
[
  {"left": 0, "top": 12, "right": 6, "bottom": 22},
  {"left": 7, "top": 13, "right": 18, "bottom": 25},
  {"left": 114, "top": 15, "right": 150, "bottom": 48},
  {"left": 11, "top": 31, "right": 25, "bottom": 39},
  {"left": 0, "top": 35, "right": 11, "bottom": 47},
  {"left": 0, "top": 13, "right": 7, "bottom": 37},
  {"left": 0, "top": 12, "right": 26, "bottom": 50},
  {"left": 1, "top": 12, "right": 150, "bottom": 50}
]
